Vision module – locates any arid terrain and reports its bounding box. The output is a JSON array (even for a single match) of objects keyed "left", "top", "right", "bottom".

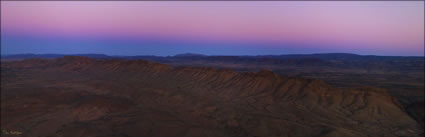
[{"left": 1, "top": 55, "right": 424, "bottom": 137}]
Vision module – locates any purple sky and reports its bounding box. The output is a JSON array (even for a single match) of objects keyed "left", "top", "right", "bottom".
[{"left": 1, "top": 1, "right": 424, "bottom": 56}]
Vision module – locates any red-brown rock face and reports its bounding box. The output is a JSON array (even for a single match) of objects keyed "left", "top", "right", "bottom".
[{"left": 1, "top": 57, "right": 422, "bottom": 137}]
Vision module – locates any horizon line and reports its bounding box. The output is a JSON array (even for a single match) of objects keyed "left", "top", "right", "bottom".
[{"left": 2, "top": 52, "right": 424, "bottom": 57}]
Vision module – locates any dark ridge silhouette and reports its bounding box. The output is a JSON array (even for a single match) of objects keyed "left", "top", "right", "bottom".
[{"left": 174, "top": 53, "right": 207, "bottom": 57}]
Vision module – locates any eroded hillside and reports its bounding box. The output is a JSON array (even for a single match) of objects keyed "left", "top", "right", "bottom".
[{"left": 1, "top": 56, "right": 422, "bottom": 137}]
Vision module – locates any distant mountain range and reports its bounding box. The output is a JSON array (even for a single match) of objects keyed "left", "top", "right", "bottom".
[{"left": 2, "top": 53, "right": 423, "bottom": 61}]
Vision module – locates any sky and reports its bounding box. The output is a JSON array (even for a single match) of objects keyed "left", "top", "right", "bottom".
[{"left": 1, "top": 1, "right": 424, "bottom": 56}]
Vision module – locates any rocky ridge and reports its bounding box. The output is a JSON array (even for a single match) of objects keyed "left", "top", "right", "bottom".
[{"left": 1, "top": 56, "right": 422, "bottom": 137}]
